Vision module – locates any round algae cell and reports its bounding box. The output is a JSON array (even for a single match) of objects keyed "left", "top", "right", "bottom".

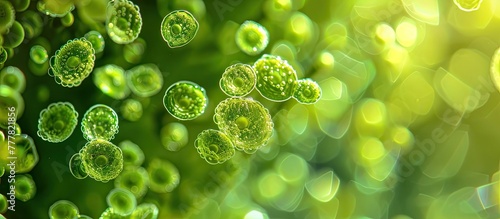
[
  {"left": 454, "top": 0, "right": 483, "bottom": 12},
  {"left": 37, "top": 102, "right": 79, "bottom": 143},
  {"left": 37, "top": 0, "right": 74, "bottom": 17},
  {"left": 81, "top": 104, "right": 119, "bottom": 141},
  {"left": 69, "top": 153, "right": 88, "bottom": 179},
  {"left": 194, "top": 129, "right": 235, "bottom": 165},
  {"left": 0, "top": 47, "right": 7, "bottom": 64},
  {"left": 0, "top": 194, "right": 6, "bottom": 213},
  {"left": 49, "top": 200, "right": 79, "bottom": 219},
  {"left": 219, "top": 63, "right": 256, "bottom": 97},
  {"left": 235, "top": 20, "right": 270, "bottom": 56},
  {"left": 0, "top": 85, "right": 24, "bottom": 128},
  {"left": 115, "top": 166, "right": 149, "bottom": 198},
  {"left": 161, "top": 122, "right": 188, "bottom": 151},
  {"left": 126, "top": 64, "right": 163, "bottom": 97},
  {"left": 48, "top": 38, "right": 95, "bottom": 87},
  {"left": 293, "top": 78, "right": 322, "bottom": 104},
  {"left": 80, "top": 139, "right": 123, "bottom": 182},
  {"left": 119, "top": 140, "right": 144, "bottom": 166},
  {"left": 14, "top": 174, "right": 36, "bottom": 202},
  {"left": 2, "top": 21, "right": 24, "bottom": 48},
  {"left": 163, "top": 81, "right": 208, "bottom": 120},
  {"left": 121, "top": 99, "right": 143, "bottom": 122},
  {"left": 253, "top": 54, "right": 298, "bottom": 102},
  {"left": 147, "top": 158, "right": 180, "bottom": 193},
  {"left": 130, "top": 203, "right": 159, "bottom": 219},
  {"left": 84, "top": 30, "right": 105, "bottom": 53},
  {"left": 214, "top": 98, "right": 274, "bottom": 153},
  {"left": 12, "top": 134, "right": 39, "bottom": 173},
  {"left": 0, "top": 1, "right": 15, "bottom": 34},
  {"left": 30, "top": 45, "right": 49, "bottom": 64},
  {"left": 106, "top": 0, "right": 142, "bottom": 44},
  {"left": 106, "top": 188, "right": 137, "bottom": 216},
  {"left": 490, "top": 47, "right": 500, "bottom": 94},
  {"left": 161, "top": 10, "right": 199, "bottom": 48},
  {"left": 0, "top": 66, "right": 26, "bottom": 93},
  {"left": 93, "top": 64, "right": 130, "bottom": 100}
]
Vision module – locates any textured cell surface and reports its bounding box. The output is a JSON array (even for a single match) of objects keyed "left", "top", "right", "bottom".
[
  {"left": 14, "top": 174, "right": 36, "bottom": 202},
  {"left": 126, "top": 64, "right": 163, "bottom": 97},
  {"left": 106, "top": 0, "right": 142, "bottom": 44},
  {"left": 30, "top": 45, "right": 49, "bottom": 64},
  {"left": 7, "top": 134, "right": 39, "bottom": 173},
  {"left": 106, "top": 188, "right": 137, "bottom": 216},
  {"left": 69, "top": 153, "right": 88, "bottom": 179},
  {"left": 253, "top": 54, "right": 298, "bottom": 101},
  {"left": 119, "top": 140, "right": 144, "bottom": 166},
  {"left": 81, "top": 104, "right": 119, "bottom": 141},
  {"left": 161, "top": 10, "right": 199, "bottom": 48},
  {"left": 214, "top": 98, "right": 274, "bottom": 153},
  {"left": 235, "top": 20, "right": 269, "bottom": 56},
  {"left": 37, "top": 0, "right": 74, "bottom": 17},
  {"left": 93, "top": 64, "right": 130, "bottom": 100},
  {"left": 0, "top": 66, "right": 26, "bottom": 93},
  {"left": 79, "top": 139, "right": 123, "bottom": 182},
  {"left": 121, "top": 99, "right": 143, "bottom": 122},
  {"left": 293, "top": 78, "right": 322, "bottom": 104},
  {"left": 194, "top": 129, "right": 235, "bottom": 165},
  {"left": 147, "top": 158, "right": 180, "bottom": 193},
  {"left": 48, "top": 200, "right": 79, "bottom": 219},
  {"left": 219, "top": 63, "right": 256, "bottom": 97},
  {"left": 130, "top": 203, "right": 159, "bottom": 219},
  {"left": 163, "top": 81, "right": 208, "bottom": 120},
  {"left": 48, "top": 38, "right": 96, "bottom": 87},
  {"left": 454, "top": 0, "right": 483, "bottom": 11},
  {"left": 0, "top": 1, "right": 15, "bottom": 33},
  {"left": 84, "top": 30, "right": 105, "bottom": 53},
  {"left": 37, "top": 102, "right": 79, "bottom": 143},
  {"left": 161, "top": 122, "right": 188, "bottom": 151},
  {"left": 115, "top": 166, "right": 149, "bottom": 198},
  {"left": 0, "top": 47, "right": 7, "bottom": 64}
]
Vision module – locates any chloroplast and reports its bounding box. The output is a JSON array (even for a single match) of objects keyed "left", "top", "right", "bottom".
[
  {"left": 161, "top": 10, "right": 199, "bottom": 48},
  {"left": 80, "top": 139, "right": 123, "bottom": 182},
  {"left": 114, "top": 166, "right": 149, "bottom": 198},
  {"left": 0, "top": 66, "right": 26, "bottom": 93},
  {"left": 48, "top": 38, "right": 95, "bottom": 87},
  {"left": 160, "top": 122, "right": 188, "bottom": 151},
  {"left": 48, "top": 200, "right": 79, "bottom": 219},
  {"left": 106, "top": 0, "right": 143, "bottom": 44},
  {"left": 30, "top": 45, "right": 49, "bottom": 64},
  {"left": 194, "top": 129, "right": 235, "bottom": 165},
  {"left": 119, "top": 140, "right": 144, "bottom": 167},
  {"left": 235, "top": 20, "right": 269, "bottom": 56},
  {"left": 84, "top": 30, "right": 105, "bottom": 53},
  {"left": 293, "top": 78, "right": 322, "bottom": 104},
  {"left": 253, "top": 54, "right": 298, "bottom": 102},
  {"left": 126, "top": 64, "right": 163, "bottom": 97},
  {"left": 93, "top": 64, "right": 130, "bottom": 100},
  {"left": 106, "top": 188, "right": 137, "bottom": 216},
  {"left": 163, "top": 81, "right": 208, "bottom": 120},
  {"left": 219, "top": 63, "right": 256, "bottom": 97},
  {"left": 37, "top": 102, "right": 78, "bottom": 143},
  {"left": 147, "top": 158, "right": 180, "bottom": 193},
  {"left": 81, "top": 104, "right": 119, "bottom": 141},
  {"left": 69, "top": 153, "right": 88, "bottom": 179},
  {"left": 15, "top": 174, "right": 36, "bottom": 202}
]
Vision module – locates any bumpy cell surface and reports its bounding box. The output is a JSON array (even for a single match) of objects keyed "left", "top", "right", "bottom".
[
  {"left": 235, "top": 20, "right": 269, "bottom": 56},
  {"left": 163, "top": 81, "right": 208, "bottom": 120},
  {"left": 84, "top": 30, "right": 105, "bottom": 53},
  {"left": 106, "top": 188, "right": 137, "bottom": 216},
  {"left": 0, "top": 47, "right": 7, "bottom": 64},
  {"left": 48, "top": 38, "right": 95, "bottom": 87},
  {"left": 48, "top": 200, "right": 79, "bottom": 219},
  {"left": 14, "top": 174, "right": 36, "bottom": 202},
  {"left": 194, "top": 129, "right": 235, "bottom": 165},
  {"left": 79, "top": 139, "right": 123, "bottom": 182},
  {"left": 114, "top": 166, "right": 149, "bottom": 198},
  {"left": 454, "top": 0, "right": 483, "bottom": 11},
  {"left": 106, "top": 0, "right": 142, "bottom": 44},
  {"left": 147, "top": 158, "right": 180, "bottom": 193},
  {"left": 81, "top": 104, "right": 119, "bottom": 141},
  {"left": 253, "top": 54, "right": 298, "bottom": 101},
  {"left": 293, "top": 78, "right": 322, "bottom": 104},
  {"left": 126, "top": 64, "right": 163, "bottom": 97},
  {"left": 37, "top": 102, "right": 79, "bottom": 143},
  {"left": 69, "top": 153, "right": 88, "bottom": 179},
  {"left": 161, "top": 10, "right": 199, "bottom": 48},
  {"left": 93, "top": 64, "right": 130, "bottom": 100},
  {"left": 219, "top": 63, "right": 256, "bottom": 97}
]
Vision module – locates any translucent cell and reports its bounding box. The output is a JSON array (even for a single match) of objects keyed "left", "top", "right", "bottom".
[
  {"left": 0, "top": 47, "right": 7, "bottom": 64},
  {"left": 214, "top": 98, "right": 274, "bottom": 153},
  {"left": 37, "top": 102, "right": 78, "bottom": 143},
  {"left": 293, "top": 78, "right": 322, "bottom": 104},
  {"left": 2, "top": 21, "right": 25, "bottom": 48},
  {"left": 126, "top": 64, "right": 163, "bottom": 97},
  {"left": 253, "top": 54, "right": 298, "bottom": 102},
  {"left": 118, "top": 140, "right": 144, "bottom": 166},
  {"left": 147, "top": 158, "right": 180, "bottom": 193},
  {"left": 121, "top": 99, "right": 143, "bottom": 122},
  {"left": 163, "top": 81, "right": 208, "bottom": 120},
  {"left": 106, "top": 188, "right": 137, "bottom": 216},
  {"left": 30, "top": 45, "right": 49, "bottom": 64},
  {"left": 130, "top": 203, "right": 159, "bottom": 219},
  {"left": 37, "top": 0, "right": 74, "bottom": 17},
  {"left": 160, "top": 10, "right": 199, "bottom": 48},
  {"left": 194, "top": 129, "right": 235, "bottom": 165},
  {"left": 235, "top": 20, "right": 269, "bottom": 56},
  {"left": 114, "top": 166, "right": 149, "bottom": 198},
  {"left": 61, "top": 11, "right": 74, "bottom": 27},
  {"left": 99, "top": 207, "right": 122, "bottom": 219},
  {"left": 0, "top": 85, "right": 23, "bottom": 129},
  {"left": 3, "top": 134, "right": 39, "bottom": 173},
  {"left": 19, "top": 10, "right": 44, "bottom": 39},
  {"left": 0, "top": 194, "right": 6, "bottom": 213},
  {"left": 9, "top": 0, "right": 30, "bottom": 12},
  {"left": 123, "top": 38, "right": 146, "bottom": 64},
  {"left": 84, "top": 30, "right": 105, "bottom": 53},
  {"left": 48, "top": 38, "right": 96, "bottom": 87},
  {"left": 219, "top": 63, "right": 256, "bottom": 97},
  {"left": 69, "top": 153, "right": 88, "bottom": 179},
  {"left": 0, "top": 1, "right": 15, "bottom": 33},
  {"left": 49, "top": 200, "right": 79, "bottom": 219},
  {"left": 454, "top": 0, "right": 483, "bottom": 12},
  {"left": 0, "top": 66, "right": 26, "bottom": 93},
  {"left": 160, "top": 122, "right": 188, "bottom": 151},
  {"left": 491, "top": 47, "right": 500, "bottom": 93},
  {"left": 93, "top": 64, "right": 130, "bottom": 100},
  {"left": 81, "top": 104, "right": 119, "bottom": 141},
  {"left": 80, "top": 139, "right": 123, "bottom": 182},
  {"left": 106, "top": 0, "right": 142, "bottom": 44},
  {"left": 14, "top": 174, "right": 36, "bottom": 202}
]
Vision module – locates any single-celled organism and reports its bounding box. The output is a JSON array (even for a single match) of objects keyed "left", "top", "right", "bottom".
[
  {"left": 0, "top": 47, "right": 7, "bottom": 64},
  {"left": 219, "top": 63, "right": 256, "bottom": 97},
  {"left": 147, "top": 158, "right": 180, "bottom": 193},
  {"left": 106, "top": 188, "right": 137, "bottom": 216},
  {"left": 84, "top": 30, "right": 105, "bottom": 53},
  {"left": 106, "top": 0, "right": 142, "bottom": 44},
  {"left": 81, "top": 104, "right": 119, "bottom": 141},
  {"left": 0, "top": 66, "right": 26, "bottom": 93},
  {"left": 161, "top": 10, "right": 199, "bottom": 48},
  {"left": 37, "top": 0, "right": 74, "bottom": 17},
  {"left": 48, "top": 200, "right": 79, "bottom": 219},
  {"left": 293, "top": 78, "right": 322, "bottom": 104},
  {"left": 130, "top": 203, "right": 159, "bottom": 219},
  {"left": 100, "top": 207, "right": 123, "bottom": 219},
  {"left": 7, "top": 134, "right": 39, "bottom": 173},
  {"left": 0, "top": 194, "right": 6, "bottom": 213},
  {"left": 194, "top": 129, "right": 235, "bottom": 165},
  {"left": 160, "top": 122, "right": 188, "bottom": 151},
  {"left": 214, "top": 98, "right": 273, "bottom": 153},
  {"left": 10, "top": 0, "right": 30, "bottom": 12},
  {"left": 114, "top": 166, "right": 149, "bottom": 198},
  {"left": 69, "top": 153, "right": 88, "bottom": 179},
  {"left": 454, "top": 0, "right": 483, "bottom": 12},
  {"left": 126, "top": 64, "right": 163, "bottom": 97},
  {"left": 14, "top": 174, "right": 36, "bottom": 202},
  {"left": 80, "top": 139, "right": 123, "bottom": 182},
  {"left": 118, "top": 140, "right": 144, "bottom": 166},
  {"left": 235, "top": 20, "right": 269, "bottom": 56},
  {"left": 18, "top": 10, "right": 44, "bottom": 39},
  {"left": 2, "top": 21, "right": 25, "bottom": 48},
  {"left": 163, "top": 81, "right": 207, "bottom": 120},
  {"left": 253, "top": 54, "right": 298, "bottom": 101},
  {"left": 93, "top": 64, "right": 130, "bottom": 100},
  {"left": 48, "top": 38, "right": 95, "bottom": 87},
  {"left": 37, "top": 102, "right": 78, "bottom": 143},
  {"left": 0, "top": 85, "right": 24, "bottom": 128},
  {"left": 61, "top": 11, "right": 74, "bottom": 26},
  {"left": 0, "top": 1, "right": 15, "bottom": 34},
  {"left": 30, "top": 45, "right": 49, "bottom": 64},
  {"left": 123, "top": 37, "right": 146, "bottom": 64},
  {"left": 121, "top": 99, "right": 143, "bottom": 122}
]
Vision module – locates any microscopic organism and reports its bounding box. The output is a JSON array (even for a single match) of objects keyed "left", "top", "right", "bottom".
[
  {"left": 293, "top": 78, "right": 322, "bottom": 104},
  {"left": 7, "top": 134, "right": 39, "bottom": 173},
  {"left": 0, "top": 85, "right": 24, "bottom": 128},
  {"left": 0, "top": 0, "right": 15, "bottom": 34},
  {"left": 160, "top": 122, "right": 188, "bottom": 151},
  {"left": 37, "top": 102, "right": 79, "bottom": 143},
  {"left": 93, "top": 64, "right": 130, "bottom": 100},
  {"left": 130, "top": 203, "right": 159, "bottom": 219},
  {"left": 48, "top": 200, "right": 79, "bottom": 219},
  {"left": 126, "top": 64, "right": 163, "bottom": 97},
  {"left": 69, "top": 153, "right": 88, "bottom": 179},
  {"left": 106, "top": 188, "right": 137, "bottom": 216},
  {"left": 454, "top": 0, "right": 483, "bottom": 12},
  {"left": 0, "top": 66, "right": 26, "bottom": 93},
  {"left": 37, "top": 0, "right": 74, "bottom": 17},
  {"left": 161, "top": 10, "right": 199, "bottom": 48},
  {"left": 48, "top": 38, "right": 95, "bottom": 87},
  {"left": 235, "top": 20, "right": 269, "bottom": 56},
  {"left": 147, "top": 158, "right": 180, "bottom": 193},
  {"left": 84, "top": 30, "right": 105, "bottom": 53},
  {"left": 60, "top": 11, "right": 74, "bottom": 27},
  {"left": 79, "top": 139, "right": 123, "bottom": 182},
  {"left": 2, "top": 21, "right": 24, "bottom": 48},
  {"left": 119, "top": 140, "right": 144, "bottom": 166},
  {"left": 123, "top": 37, "right": 146, "bottom": 64},
  {"left": 219, "top": 63, "right": 256, "bottom": 97},
  {"left": 120, "top": 99, "right": 143, "bottom": 122},
  {"left": 0, "top": 194, "right": 6, "bottom": 213},
  {"left": 14, "top": 174, "right": 36, "bottom": 202},
  {"left": 253, "top": 54, "right": 298, "bottom": 101},
  {"left": 194, "top": 129, "right": 235, "bottom": 165},
  {"left": 30, "top": 45, "right": 49, "bottom": 64},
  {"left": 114, "top": 166, "right": 149, "bottom": 198},
  {"left": 0, "top": 47, "right": 7, "bottom": 64},
  {"left": 163, "top": 81, "right": 207, "bottom": 120},
  {"left": 106, "top": 0, "right": 142, "bottom": 44},
  {"left": 81, "top": 104, "right": 119, "bottom": 141}
]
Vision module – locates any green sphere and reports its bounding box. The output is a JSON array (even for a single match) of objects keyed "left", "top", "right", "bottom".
[
  {"left": 84, "top": 30, "right": 105, "bottom": 53},
  {"left": 11, "top": 134, "right": 39, "bottom": 173},
  {"left": 161, "top": 10, "right": 199, "bottom": 48},
  {"left": 60, "top": 11, "right": 74, "bottom": 27},
  {"left": 49, "top": 200, "right": 79, "bottom": 219},
  {"left": 106, "top": 188, "right": 137, "bottom": 216},
  {"left": 106, "top": 0, "right": 142, "bottom": 44},
  {"left": 37, "top": 0, "right": 74, "bottom": 17},
  {"left": 114, "top": 166, "right": 149, "bottom": 198},
  {"left": 81, "top": 104, "right": 119, "bottom": 141},
  {"left": 80, "top": 139, "right": 123, "bottom": 182},
  {"left": 118, "top": 140, "right": 144, "bottom": 167},
  {"left": 69, "top": 153, "right": 88, "bottom": 179},
  {"left": 0, "top": 47, "right": 7, "bottom": 64},
  {"left": 293, "top": 78, "right": 322, "bottom": 104},
  {"left": 147, "top": 158, "right": 180, "bottom": 193},
  {"left": 0, "top": 194, "right": 6, "bottom": 213},
  {"left": 2, "top": 21, "right": 25, "bottom": 48},
  {"left": 14, "top": 174, "right": 36, "bottom": 202},
  {"left": 120, "top": 99, "right": 143, "bottom": 122},
  {"left": 0, "top": 66, "right": 26, "bottom": 93},
  {"left": 0, "top": 1, "right": 15, "bottom": 34},
  {"left": 163, "top": 81, "right": 207, "bottom": 120},
  {"left": 160, "top": 122, "right": 188, "bottom": 151},
  {"left": 130, "top": 203, "right": 159, "bottom": 219},
  {"left": 194, "top": 129, "right": 235, "bottom": 165},
  {"left": 235, "top": 20, "right": 269, "bottom": 56},
  {"left": 126, "top": 64, "right": 163, "bottom": 97},
  {"left": 0, "top": 85, "right": 24, "bottom": 128},
  {"left": 219, "top": 63, "right": 256, "bottom": 97},
  {"left": 37, "top": 102, "right": 79, "bottom": 143},
  {"left": 253, "top": 54, "right": 298, "bottom": 102},
  {"left": 49, "top": 38, "right": 96, "bottom": 87},
  {"left": 30, "top": 45, "right": 49, "bottom": 64},
  {"left": 93, "top": 64, "right": 130, "bottom": 100}
]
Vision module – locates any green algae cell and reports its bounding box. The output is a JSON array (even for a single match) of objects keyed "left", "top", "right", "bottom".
[
  {"left": 49, "top": 38, "right": 96, "bottom": 87},
  {"left": 10, "top": 134, "right": 39, "bottom": 173},
  {"left": 161, "top": 10, "right": 199, "bottom": 48},
  {"left": 0, "top": 85, "right": 24, "bottom": 128},
  {"left": 81, "top": 104, "right": 119, "bottom": 141},
  {"left": 2, "top": 21, "right": 24, "bottom": 49},
  {"left": 60, "top": 11, "right": 74, "bottom": 27},
  {"left": 48, "top": 200, "right": 79, "bottom": 219},
  {"left": 93, "top": 64, "right": 130, "bottom": 100},
  {"left": 147, "top": 158, "right": 180, "bottom": 193},
  {"left": 30, "top": 45, "right": 49, "bottom": 64},
  {"left": 0, "top": 47, "right": 7, "bottom": 64},
  {"left": 293, "top": 78, "right": 322, "bottom": 104},
  {"left": 14, "top": 174, "right": 36, "bottom": 202},
  {"left": 0, "top": 0, "right": 15, "bottom": 34},
  {"left": 106, "top": 188, "right": 137, "bottom": 216},
  {"left": 123, "top": 37, "right": 146, "bottom": 64},
  {"left": 115, "top": 166, "right": 149, "bottom": 198},
  {"left": 106, "top": 0, "right": 142, "bottom": 44},
  {"left": 37, "top": 0, "right": 74, "bottom": 17},
  {"left": 194, "top": 129, "right": 235, "bottom": 165},
  {"left": 0, "top": 194, "right": 6, "bottom": 213},
  {"left": 84, "top": 30, "right": 105, "bottom": 53},
  {"left": 160, "top": 122, "right": 188, "bottom": 151},
  {"left": 126, "top": 64, "right": 163, "bottom": 97},
  {"left": 235, "top": 20, "right": 270, "bottom": 56},
  {"left": 130, "top": 203, "right": 159, "bottom": 219},
  {"left": 37, "top": 102, "right": 78, "bottom": 143},
  {"left": 69, "top": 153, "right": 88, "bottom": 179},
  {"left": 0, "top": 66, "right": 26, "bottom": 93},
  {"left": 19, "top": 10, "right": 44, "bottom": 39},
  {"left": 214, "top": 98, "right": 274, "bottom": 153},
  {"left": 80, "top": 139, "right": 123, "bottom": 182},
  {"left": 121, "top": 99, "right": 143, "bottom": 122},
  {"left": 118, "top": 140, "right": 144, "bottom": 167},
  {"left": 219, "top": 63, "right": 256, "bottom": 97},
  {"left": 253, "top": 54, "right": 298, "bottom": 102},
  {"left": 163, "top": 81, "right": 208, "bottom": 120},
  {"left": 454, "top": 0, "right": 483, "bottom": 11}
]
